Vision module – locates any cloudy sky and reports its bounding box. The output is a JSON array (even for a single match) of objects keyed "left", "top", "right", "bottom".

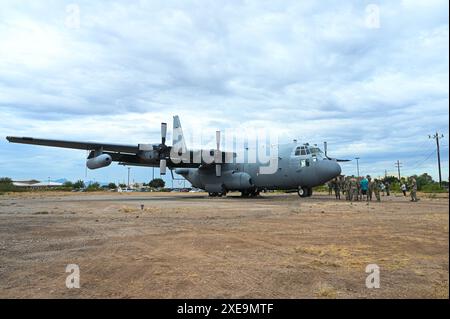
[{"left": 0, "top": 0, "right": 448, "bottom": 185}]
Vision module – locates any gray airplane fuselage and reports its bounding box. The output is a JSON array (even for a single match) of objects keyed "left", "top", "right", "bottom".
[{"left": 175, "top": 142, "right": 341, "bottom": 194}]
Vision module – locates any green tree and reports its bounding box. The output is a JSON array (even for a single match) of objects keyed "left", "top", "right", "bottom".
[
  {"left": 0, "top": 177, "right": 13, "bottom": 184},
  {"left": 149, "top": 178, "right": 165, "bottom": 188},
  {"left": 63, "top": 181, "right": 74, "bottom": 188},
  {"left": 382, "top": 176, "right": 399, "bottom": 184},
  {"left": 0, "top": 177, "right": 15, "bottom": 193},
  {"left": 73, "top": 180, "right": 85, "bottom": 189},
  {"left": 118, "top": 183, "right": 127, "bottom": 189},
  {"left": 108, "top": 183, "right": 117, "bottom": 189},
  {"left": 86, "top": 182, "right": 101, "bottom": 191},
  {"left": 412, "top": 173, "right": 434, "bottom": 190}
]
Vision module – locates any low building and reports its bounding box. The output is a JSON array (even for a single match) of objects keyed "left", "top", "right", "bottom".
[{"left": 13, "top": 180, "right": 63, "bottom": 188}]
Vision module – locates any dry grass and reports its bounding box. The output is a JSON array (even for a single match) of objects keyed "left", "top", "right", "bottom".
[
  {"left": 119, "top": 206, "right": 163, "bottom": 214},
  {"left": 0, "top": 192, "right": 447, "bottom": 298},
  {"left": 315, "top": 283, "right": 338, "bottom": 298}
]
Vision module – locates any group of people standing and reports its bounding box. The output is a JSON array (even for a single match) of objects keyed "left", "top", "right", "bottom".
[{"left": 328, "top": 176, "right": 418, "bottom": 202}]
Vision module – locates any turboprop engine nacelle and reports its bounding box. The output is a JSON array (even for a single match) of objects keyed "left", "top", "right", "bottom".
[
  {"left": 86, "top": 154, "right": 112, "bottom": 170},
  {"left": 223, "top": 172, "right": 253, "bottom": 190}
]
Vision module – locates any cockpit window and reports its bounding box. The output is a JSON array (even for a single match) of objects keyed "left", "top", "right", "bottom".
[
  {"left": 309, "top": 147, "right": 323, "bottom": 155},
  {"left": 296, "top": 146, "right": 322, "bottom": 156},
  {"left": 295, "top": 146, "right": 307, "bottom": 156}
]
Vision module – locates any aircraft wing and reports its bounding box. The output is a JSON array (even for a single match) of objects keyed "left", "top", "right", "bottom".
[
  {"left": 6, "top": 136, "right": 139, "bottom": 154},
  {"left": 6, "top": 136, "right": 236, "bottom": 168},
  {"left": 6, "top": 116, "right": 237, "bottom": 176}
]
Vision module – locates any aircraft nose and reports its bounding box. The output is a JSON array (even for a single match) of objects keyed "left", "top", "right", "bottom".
[{"left": 317, "top": 160, "right": 341, "bottom": 182}]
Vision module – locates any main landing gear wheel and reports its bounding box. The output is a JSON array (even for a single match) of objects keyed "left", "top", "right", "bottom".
[
  {"left": 241, "top": 189, "right": 260, "bottom": 197},
  {"left": 208, "top": 192, "right": 219, "bottom": 197},
  {"left": 208, "top": 190, "right": 227, "bottom": 197},
  {"left": 298, "top": 187, "right": 312, "bottom": 198}
]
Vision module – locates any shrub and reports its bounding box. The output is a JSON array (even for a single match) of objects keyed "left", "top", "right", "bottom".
[{"left": 421, "top": 183, "right": 448, "bottom": 193}]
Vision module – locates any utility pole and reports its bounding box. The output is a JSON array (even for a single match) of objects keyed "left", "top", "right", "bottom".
[
  {"left": 355, "top": 157, "right": 360, "bottom": 177},
  {"left": 152, "top": 167, "right": 155, "bottom": 181},
  {"left": 395, "top": 160, "right": 402, "bottom": 181},
  {"left": 429, "top": 132, "right": 444, "bottom": 187},
  {"left": 127, "top": 167, "right": 131, "bottom": 189}
]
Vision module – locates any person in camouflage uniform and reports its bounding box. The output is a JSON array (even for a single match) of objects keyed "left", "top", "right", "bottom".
[
  {"left": 344, "top": 177, "right": 350, "bottom": 201},
  {"left": 327, "top": 182, "right": 333, "bottom": 196},
  {"left": 349, "top": 177, "right": 358, "bottom": 202},
  {"left": 385, "top": 181, "right": 391, "bottom": 196},
  {"left": 409, "top": 177, "right": 418, "bottom": 202},
  {"left": 333, "top": 177, "right": 341, "bottom": 200},
  {"left": 357, "top": 177, "right": 363, "bottom": 201}
]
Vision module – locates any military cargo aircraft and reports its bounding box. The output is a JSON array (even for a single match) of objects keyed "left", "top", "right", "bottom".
[{"left": 6, "top": 116, "right": 346, "bottom": 197}]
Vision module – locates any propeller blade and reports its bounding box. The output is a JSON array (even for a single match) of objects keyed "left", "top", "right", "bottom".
[
  {"left": 323, "top": 141, "right": 349, "bottom": 162},
  {"left": 216, "top": 164, "right": 221, "bottom": 177},
  {"left": 215, "top": 130, "right": 222, "bottom": 162},
  {"left": 216, "top": 130, "right": 220, "bottom": 150},
  {"left": 215, "top": 130, "right": 222, "bottom": 176},
  {"left": 161, "top": 122, "right": 167, "bottom": 145},
  {"left": 160, "top": 159, "right": 166, "bottom": 175}
]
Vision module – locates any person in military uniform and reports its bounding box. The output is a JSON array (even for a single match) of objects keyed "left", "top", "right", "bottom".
[
  {"left": 349, "top": 177, "right": 358, "bottom": 202},
  {"left": 333, "top": 177, "right": 341, "bottom": 200},
  {"left": 409, "top": 177, "right": 418, "bottom": 202},
  {"left": 385, "top": 181, "right": 391, "bottom": 196},
  {"left": 354, "top": 177, "right": 360, "bottom": 201},
  {"left": 327, "top": 181, "right": 333, "bottom": 196},
  {"left": 373, "top": 178, "right": 381, "bottom": 201},
  {"left": 345, "top": 177, "right": 351, "bottom": 201}
]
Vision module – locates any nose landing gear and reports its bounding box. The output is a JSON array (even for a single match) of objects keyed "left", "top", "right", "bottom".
[{"left": 298, "top": 186, "right": 312, "bottom": 198}]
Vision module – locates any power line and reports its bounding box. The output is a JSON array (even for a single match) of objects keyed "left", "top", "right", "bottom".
[{"left": 408, "top": 149, "right": 436, "bottom": 171}]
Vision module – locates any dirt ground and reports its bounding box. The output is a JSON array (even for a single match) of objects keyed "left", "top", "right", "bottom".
[{"left": 0, "top": 191, "right": 448, "bottom": 299}]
